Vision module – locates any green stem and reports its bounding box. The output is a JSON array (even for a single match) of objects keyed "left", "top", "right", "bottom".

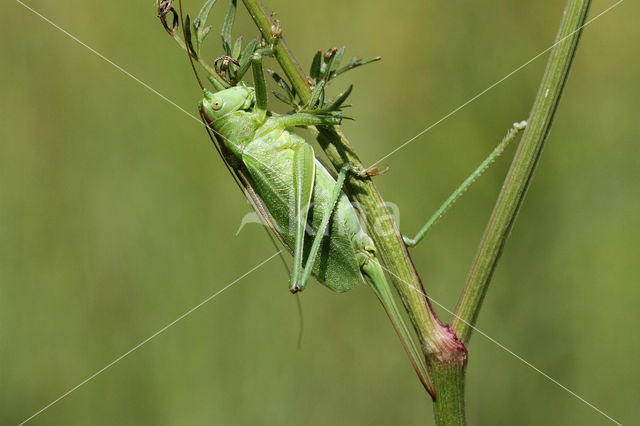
[
  {"left": 241, "top": 0, "right": 310, "bottom": 102},
  {"left": 451, "top": 0, "right": 592, "bottom": 344},
  {"left": 241, "top": 0, "right": 467, "bottom": 400},
  {"left": 431, "top": 362, "right": 466, "bottom": 425}
]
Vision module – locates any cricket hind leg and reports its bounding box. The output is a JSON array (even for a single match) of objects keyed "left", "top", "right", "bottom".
[
  {"left": 289, "top": 143, "right": 316, "bottom": 293},
  {"left": 403, "top": 121, "right": 526, "bottom": 248},
  {"left": 359, "top": 251, "right": 435, "bottom": 398},
  {"left": 293, "top": 164, "right": 350, "bottom": 293}
]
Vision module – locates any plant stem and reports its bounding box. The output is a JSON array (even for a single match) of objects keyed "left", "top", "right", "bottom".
[
  {"left": 451, "top": 0, "right": 592, "bottom": 344},
  {"left": 241, "top": 0, "right": 467, "bottom": 398},
  {"left": 168, "top": 34, "right": 226, "bottom": 86},
  {"left": 431, "top": 362, "right": 466, "bottom": 425},
  {"left": 240, "top": 1, "right": 310, "bottom": 102}
]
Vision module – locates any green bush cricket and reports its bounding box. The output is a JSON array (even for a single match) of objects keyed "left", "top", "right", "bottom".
[{"left": 163, "top": 0, "right": 525, "bottom": 399}]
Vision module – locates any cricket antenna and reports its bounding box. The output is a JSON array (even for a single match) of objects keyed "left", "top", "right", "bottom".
[{"left": 178, "top": 0, "right": 204, "bottom": 90}]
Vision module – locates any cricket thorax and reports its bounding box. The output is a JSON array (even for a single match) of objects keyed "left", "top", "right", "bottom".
[{"left": 209, "top": 111, "right": 262, "bottom": 157}]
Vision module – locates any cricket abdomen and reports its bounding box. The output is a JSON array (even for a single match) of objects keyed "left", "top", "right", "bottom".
[{"left": 241, "top": 126, "right": 371, "bottom": 293}]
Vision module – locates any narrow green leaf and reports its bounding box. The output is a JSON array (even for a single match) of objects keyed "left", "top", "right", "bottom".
[
  {"left": 194, "top": 0, "right": 216, "bottom": 52},
  {"left": 221, "top": 35, "right": 232, "bottom": 56},
  {"left": 315, "top": 112, "right": 342, "bottom": 124},
  {"left": 309, "top": 50, "right": 322, "bottom": 81},
  {"left": 268, "top": 69, "right": 295, "bottom": 101},
  {"left": 185, "top": 15, "right": 197, "bottom": 58},
  {"left": 197, "top": 0, "right": 217, "bottom": 27},
  {"left": 238, "top": 37, "right": 259, "bottom": 65},
  {"left": 331, "top": 46, "right": 345, "bottom": 72},
  {"left": 272, "top": 90, "right": 296, "bottom": 107},
  {"left": 321, "top": 84, "right": 353, "bottom": 112},
  {"left": 357, "top": 56, "right": 381, "bottom": 66},
  {"left": 201, "top": 25, "right": 212, "bottom": 41},
  {"left": 195, "top": 25, "right": 207, "bottom": 53},
  {"left": 333, "top": 56, "right": 381, "bottom": 78},
  {"left": 236, "top": 59, "right": 253, "bottom": 81},
  {"left": 232, "top": 36, "right": 243, "bottom": 59},
  {"left": 221, "top": 0, "right": 237, "bottom": 44},
  {"left": 321, "top": 49, "right": 338, "bottom": 80},
  {"left": 193, "top": 19, "right": 204, "bottom": 53},
  {"left": 307, "top": 79, "right": 326, "bottom": 109}
]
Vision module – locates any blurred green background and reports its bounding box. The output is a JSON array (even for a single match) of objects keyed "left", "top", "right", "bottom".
[{"left": 1, "top": 0, "right": 638, "bottom": 424}]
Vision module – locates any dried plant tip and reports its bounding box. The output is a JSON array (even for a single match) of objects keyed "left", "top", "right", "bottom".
[
  {"left": 323, "top": 48, "right": 337, "bottom": 61},
  {"left": 215, "top": 55, "right": 240, "bottom": 72},
  {"left": 158, "top": 0, "right": 179, "bottom": 35},
  {"left": 213, "top": 55, "right": 241, "bottom": 84},
  {"left": 157, "top": 0, "right": 173, "bottom": 16}
]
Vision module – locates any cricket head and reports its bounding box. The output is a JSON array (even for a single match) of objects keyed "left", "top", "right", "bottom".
[
  {"left": 199, "top": 86, "right": 255, "bottom": 125},
  {"left": 198, "top": 84, "right": 258, "bottom": 160}
]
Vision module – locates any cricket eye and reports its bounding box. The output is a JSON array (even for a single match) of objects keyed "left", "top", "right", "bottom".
[{"left": 212, "top": 98, "right": 223, "bottom": 110}]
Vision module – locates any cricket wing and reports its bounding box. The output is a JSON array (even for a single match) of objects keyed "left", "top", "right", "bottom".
[{"left": 234, "top": 166, "right": 292, "bottom": 254}]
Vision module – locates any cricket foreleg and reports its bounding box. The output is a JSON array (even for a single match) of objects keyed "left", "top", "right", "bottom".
[
  {"left": 251, "top": 55, "right": 268, "bottom": 122},
  {"left": 403, "top": 121, "right": 527, "bottom": 248}
]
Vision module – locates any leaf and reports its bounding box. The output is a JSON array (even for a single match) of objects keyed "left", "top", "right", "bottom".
[
  {"left": 193, "top": 1, "right": 216, "bottom": 53},
  {"left": 272, "top": 90, "right": 297, "bottom": 107},
  {"left": 221, "top": 35, "right": 232, "bottom": 56},
  {"left": 235, "top": 38, "right": 259, "bottom": 81},
  {"left": 232, "top": 36, "right": 243, "bottom": 59},
  {"left": 309, "top": 50, "right": 322, "bottom": 81},
  {"left": 221, "top": 0, "right": 237, "bottom": 44},
  {"left": 197, "top": 0, "right": 217, "bottom": 27},
  {"left": 307, "top": 79, "right": 326, "bottom": 109},
  {"left": 322, "top": 84, "right": 353, "bottom": 112},
  {"left": 315, "top": 112, "right": 342, "bottom": 124},
  {"left": 185, "top": 15, "right": 197, "bottom": 58},
  {"left": 200, "top": 25, "right": 211, "bottom": 43},
  {"left": 235, "top": 58, "right": 253, "bottom": 81},
  {"left": 330, "top": 46, "right": 345, "bottom": 73},
  {"left": 238, "top": 37, "right": 259, "bottom": 65},
  {"left": 321, "top": 49, "right": 338, "bottom": 80},
  {"left": 268, "top": 70, "right": 295, "bottom": 102},
  {"left": 333, "top": 56, "right": 381, "bottom": 78}
]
